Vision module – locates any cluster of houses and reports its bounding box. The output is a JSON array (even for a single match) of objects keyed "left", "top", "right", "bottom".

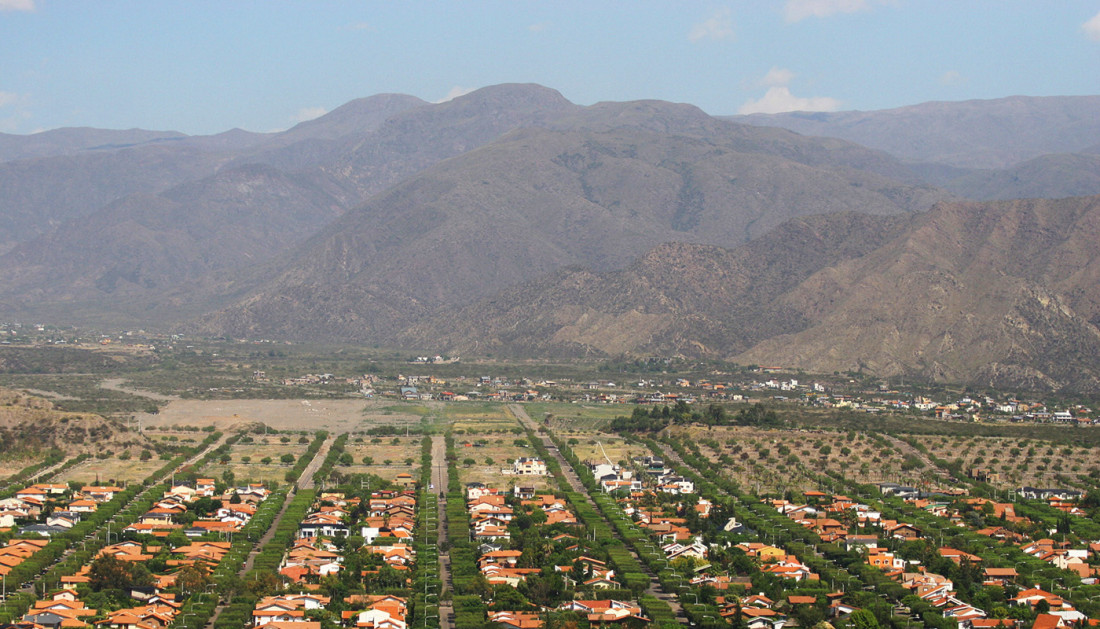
[
  {"left": 463, "top": 483, "right": 662, "bottom": 628},
  {"left": 878, "top": 490, "right": 1100, "bottom": 585},
  {"left": 251, "top": 592, "right": 410, "bottom": 629},
  {"left": 254, "top": 490, "right": 416, "bottom": 629},
  {"left": 19, "top": 586, "right": 182, "bottom": 629},
  {"left": 766, "top": 489, "right": 1100, "bottom": 629},
  {"left": 15, "top": 538, "right": 234, "bottom": 628},
  {"left": 596, "top": 456, "right": 695, "bottom": 496},
  {"left": 465, "top": 482, "right": 580, "bottom": 575},
  {"left": 735, "top": 542, "right": 820, "bottom": 583},
  {"left": 1, "top": 483, "right": 123, "bottom": 536},
  {"left": 122, "top": 479, "right": 271, "bottom": 538},
  {"left": 709, "top": 592, "right": 861, "bottom": 629},
  {"left": 0, "top": 538, "right": 48, "bottom": 584},
  {"left": 769, "top": 493, "right": 999, "bottom": 627}
]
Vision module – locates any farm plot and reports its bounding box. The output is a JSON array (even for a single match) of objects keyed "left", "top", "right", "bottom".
[
  {"left": 453, "top": 432, "right": 553, "bottom": 491},
  {"left": 671, "top": 425, "right": 937, "bottom": 495},
  {"left": 135, "top": 398, "right": 439, "bottom": 433},
  {"left": 337, "top": 438, "right": 423, "bottom": 481},
  {"left": 200, "top": 440, "right": 311, "bottom": 484},
  {"left": 561, "top": 434, "right": 648, "bottom": 468},
  {"left": 53, "top": 455, "right": 166, "bottom": 485},
  {"left": 526, "top": 402, "right": 627, "bottom": 431},
  {"left": 920, "top": 434, "right": 1100, "bottom": 490},
  {"left": 444, "top": 402, "right": 521, "bottom": 433}
]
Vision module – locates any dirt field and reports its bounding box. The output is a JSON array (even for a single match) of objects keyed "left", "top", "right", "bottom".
[
  {"left": 444, "top": 403, "right": 522, "bottom": 433},
  {"left": 0, "top": 453, "right": 50, "bottom": 477},
  {"left": 197, "top": 441, "right": 311, "bottom": 484},
  {"left": 136, "top": 398, "right": 440, "bottom": 433}
]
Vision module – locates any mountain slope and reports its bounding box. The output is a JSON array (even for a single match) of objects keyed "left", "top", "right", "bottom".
[
  {"left": 397, "top": 212, "right": 915, "bottom": 357},
  {"left": 0, "top": 85, "right": 583, "bottom": 322},
  {"left": 0, "top": 127, "right": 186, "bottom": 163},
  {"left": 935, "top": 153, "right": 1100, "bottom": 201},
  {"left": 0, "top": 144, "right": 234, "bottom": 252},
  {"left": 736, "top": 195, "right": 1100, "bottom": 391},
  {"left": 0, "top": 164, "right": 352, "bottom": 321},
  {"left": 733, "top": 95, "right": 1100, "bottom": 169},
  {"left": 196, "top": 106, "right": 946, "bottom": 342},
  {"left": 397, "top": 195, "right": 1100, "bottom": 392}
]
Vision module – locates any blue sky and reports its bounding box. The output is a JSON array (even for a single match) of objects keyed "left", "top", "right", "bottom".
[{"left": 2, "top": 0, "right": 1099, "bottom": 135}]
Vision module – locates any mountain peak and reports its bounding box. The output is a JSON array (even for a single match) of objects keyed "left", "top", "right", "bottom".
[
  {"left": 279, "top": 93, "right": 428, "bottom": 140},
  {"left": 442, "top": 83, "right": 575, "bottom": 113}
]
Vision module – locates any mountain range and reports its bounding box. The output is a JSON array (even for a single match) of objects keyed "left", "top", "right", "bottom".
[{"left": 2, "top": 84, "right": 1100, "bottom": 391}]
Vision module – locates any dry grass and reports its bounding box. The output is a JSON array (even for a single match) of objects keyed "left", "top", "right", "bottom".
[
  {"left": 526, "top": 402, "right": 629, "bottom": 432},
  {"left": 454, "top": 432, "right": 553, "bottom": 491},
  {"left": 196, "top": 441, "right": 311, "bottom": 483},
  {"left": 446, "top": 403, "right": 521, "bottom": 433},
  {"left": 0, "top": 451, "right": 50, "bottom": 479},
  {"left": 340, "top": 440, "right": 423, "bottom": 482},
  {"left": 136, "top": 398, "right": 440, "bottom": 433},
  {"left": 54, "top": 456, "right": 165, "bottom": 485},
  {"left": 565, "top": 434, "right": 647, "bottom": 468}
]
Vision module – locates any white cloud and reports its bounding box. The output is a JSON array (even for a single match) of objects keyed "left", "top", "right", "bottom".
[
  {"left": 784, "top": 0, "right": 871, "bottom": 22},
  {"left": 344, "top": 22, "right": 375, "bottom": 32},
  {"left": 689, "top": 8, "right": 735, "bottom": 42},
  {"left": 938, "top": 70, "right": 965, "bottom": 86},
  {"left": 528, "top": 22, "right": 550, "bottom": 32},
  {"left": 1084, "top": 10, "right": 1100, "bottom": 41},
  {"left": 434, "top": 86, "right": 475, "bottom": 103},
  {"left": 738, "top": 86, "right": 841, "bottom": 115},
  {"left": 760, "top": 67, "right": 795, "bottom": 87},
  {"left": 294, "top": 106, "right": 327, "bottom": 123},
  {"left": 0, "top": 98, "right": 30, "bottom": 132},
  {"left": 0, "top": 0, "right": 35, "bottom": 12}
]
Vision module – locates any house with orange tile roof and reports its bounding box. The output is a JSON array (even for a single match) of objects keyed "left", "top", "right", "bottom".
[
  {"left": 488, "top": 611, "right": 543, "bottom": 629},
  {"left": 81, "top": 486, "right": 124, "bottom": 502},
  {"left": 558, "top": 600, "right": 648, "bottom": 625},
  {"left": 983, "top": 567, "right": 1018, "bottom": 587},
  {"left": 939, "top": 547, "right": 983, "bottom": 564}
]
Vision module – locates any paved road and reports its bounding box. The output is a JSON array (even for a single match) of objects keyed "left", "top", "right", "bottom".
[
  {"left": 431, "top": 435, "right": 454, "bottom": 629},
  {"left": 509, "top": 405, "right": 685, "bottom": 619}
]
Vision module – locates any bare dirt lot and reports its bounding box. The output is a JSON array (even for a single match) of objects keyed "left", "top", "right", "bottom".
[{"left": 137, "top": 398, "right": 437, "bottom": 433}]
